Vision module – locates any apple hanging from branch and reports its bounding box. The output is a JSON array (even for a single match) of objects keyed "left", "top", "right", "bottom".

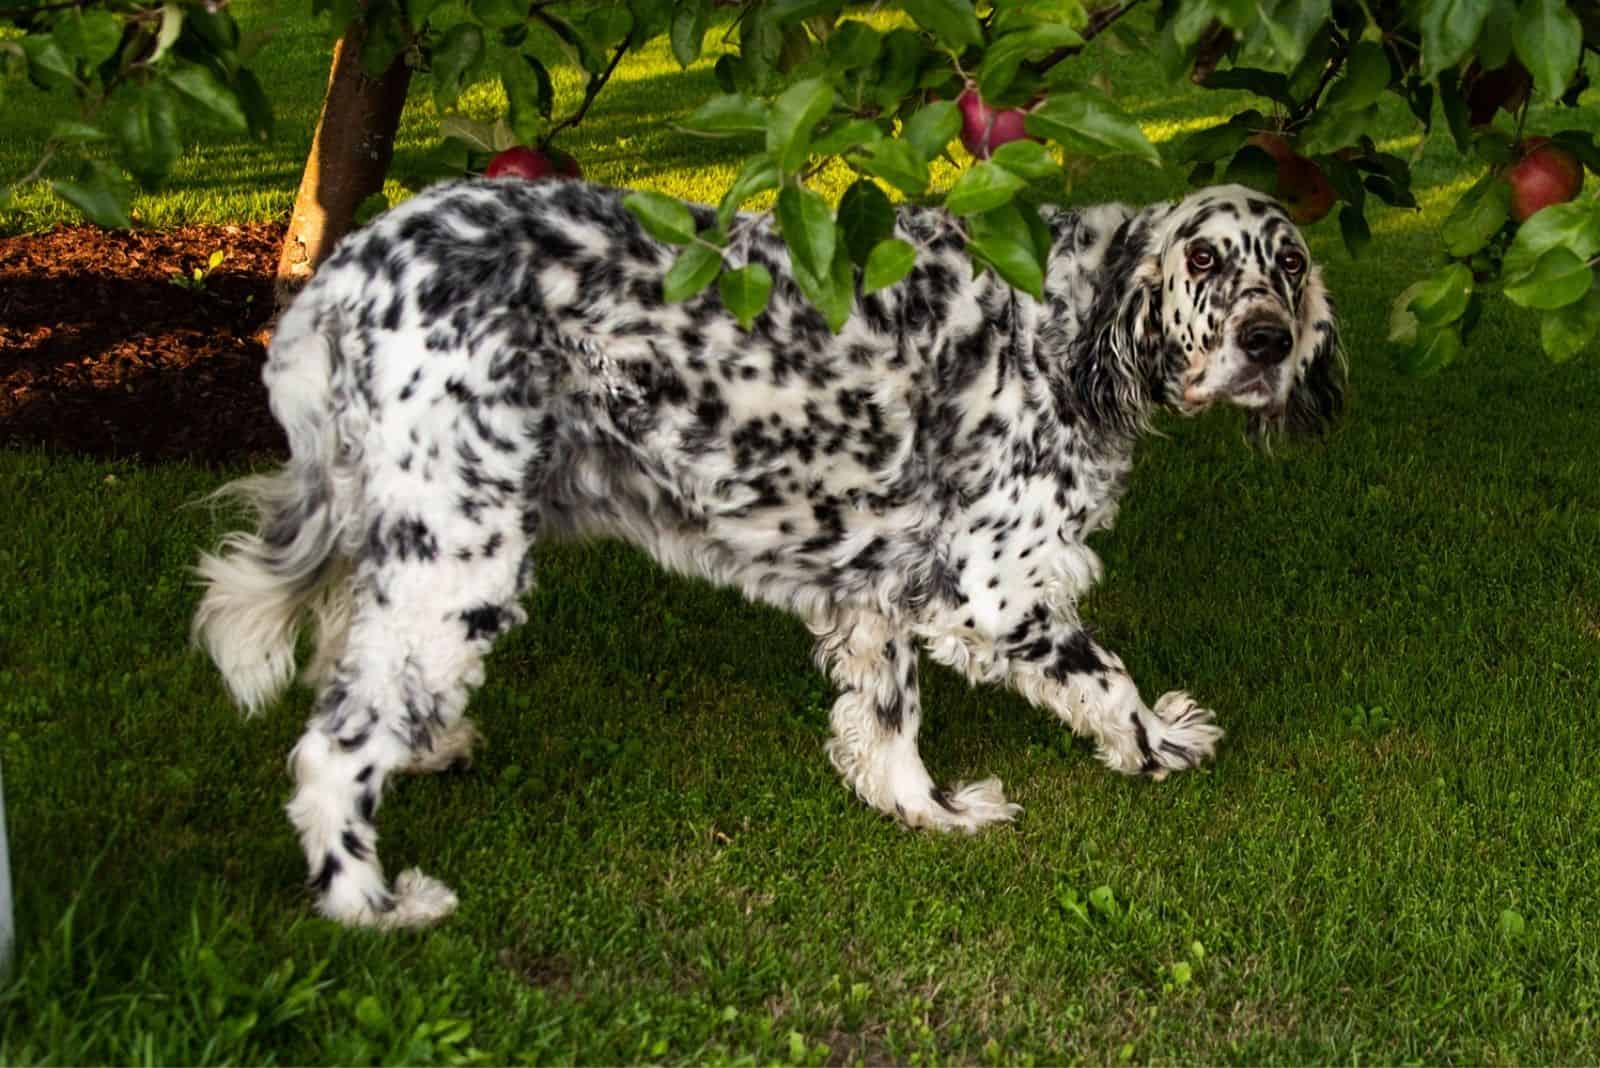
[
  {"left": 1505, "top": 136, "right": 1584, "bottom": 222},
  {"left": 957, "top": 85, "right": 1040, "bottom": 160},
  {"left": 1247, "top": 133, "right": 1336, "bottom": 225},
  {"left": 485, "top": 145, "right": 584, "bottom": 181}
]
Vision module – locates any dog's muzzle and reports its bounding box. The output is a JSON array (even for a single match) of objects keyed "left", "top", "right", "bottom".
[{"left": 1240, "top": 318, "right": 1294, "bottom": 365}]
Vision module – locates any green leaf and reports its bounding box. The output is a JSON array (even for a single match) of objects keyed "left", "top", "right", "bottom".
[
  {"left": 55, "top": 9, "right": 123, "bottom": 69},
  {"left": 468, "top": 0, "right": 522, "bottom": 29},
  {"left": 671, "top": 0, "right": 710, "bottom": 67},
  {"left": 863, "top": 238, "right": 916, "bottom": 294},
  {"left": 990, "top": 139, "right": 1062, "bottom": 180},
  {"left": 49, "top": 120, "right": 109, "bottom": 144},
  {"left": 902, "top": 100, "right": 960, "bottom": 161},
  {"left": 1222, "top": 144, "right": 1279, "bottom": 195},
  {"left": 683, "top": 93, "right": 770, "bottom": 135},
  {"left": 165, "top": 64, "right": 249, "bottom": 133},
  {"left": 810, "top": 119, "right": 885, "bottom": 156},
  {"left": 717, "top": 153, "right": 781, "bottom": 227},
  {"left": 1539, "top": 285, "right": 1600, "bottom": 361},
  {"left": 1175, "top": 116, "right": 1257, "bottom": 163},
  {"left": 115, "top": 85, "right": 182, "bottom": 188},
  {"left": 1339, "top": 203, "right": 1371, "bottom": 258},
  {"left": 978, "top": 23, "right": 1085, "bottom": 100},
  {"left": 1396, "top": 322, "right": 1463, "bottom": 376},
  {"left": 945, "top": 160, "right": 1027, "bottom": 216},
  {"left": 767, "top": 76, "right": 834, "bottom": 174},
  {"left": 1299, "top": 102, "right": 1380, "bottom": 155},
  {"left": 430, "top": 23, "right": 484, "bottom": 112},
  {"left": 1324, "top": 41, "right": 1391, "bottom": 112},
  {"left": 1513, "top": 0, "right": 1581, "bottom": 100},
  {"left": 791, "top": 243, "right": 855, "bottom": 332},
  {"left": 1387, "top": 279, "right": 1429, "bottom": 346},
  {"left": 1024, "top": 91, "right": 1160, "bottom": 166},
  {"left": 900, "top": 0, "right": 983, "bottom": 49},
  {"left": 838, "top": 178, "right": 896, "bottom": 265},
  {"left": 1503, "top": 248, "right": 1594, "bottom": 309},
  {"left": 1437, "top": 68, "right": 1472, "bottom": 155},
  {"left": 500, "top": 51, "right": 553, "bottom": 144},
  {"left": 405, "top": 0, "right": 448, "bottom": 29},
  {"left": 1407, "top": 263, "right": 1474, "bottom": 326},
  {"left": 1420, "top": 0, "right": 1493, "bottom": 78},
  {"left": 719, "top": 263, "right": 774, "bottom": 328},
  {"left": 663, "top": 242, "right": 723, "bottom": 302},
  {"left": 853, "top": 138, "right": 930, "bottom": 195},
  {"left": 1201, "top": 68, "right": 1292, "bottom": 109},
  {"left": 624, "top": 190, "right": 698, "bottom": 244},
  {"left": 52, "top": 160, "right": 133, "bottom": 228},
  {"left": 583, "top": 7, "right": 634, "bottom": 48},
  {"left": 825, "top": 20, "right": 882, "bottom": 69},
  {"left": 776, "top": 184, "right": 837, "bottom": 282},
  {"left": 1441, "top": 175, "right": 1511, "bottom": 258},
  {"left": 21, "top": 35, "right": 80, "bottom": 93},
  {"left": 1257, "top": 0, "right": 1329, "bottom": 69},
  {"left": 1503, "top": 201, "right": 1600, "bottom": 282},
  {"left": 968, "top": 201, "right": 1046, "bottom": 298},
  {"left": 1287, "top": 25, "right": 1337, "bottom": 103}
]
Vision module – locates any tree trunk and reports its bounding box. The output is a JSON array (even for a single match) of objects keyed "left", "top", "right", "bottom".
[{"left": 274, "top": 20, "right": 412, "bottom": 310}]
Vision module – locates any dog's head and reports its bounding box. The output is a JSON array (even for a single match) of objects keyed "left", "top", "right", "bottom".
[
  {"left": 1068, "top": 184, "right": 1344, "bottom": 439},
  {"left": 1156, "top": 185, "right": 1343, "bottom": 435}
]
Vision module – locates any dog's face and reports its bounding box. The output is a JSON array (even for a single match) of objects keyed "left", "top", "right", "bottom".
[{"left": 1152, "top": 185, "right": 1342, "bottom": 433}]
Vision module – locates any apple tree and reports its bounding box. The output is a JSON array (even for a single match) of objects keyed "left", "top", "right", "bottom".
[{"left": 3, "top": 0, "right": 1599, "bottom": 366}]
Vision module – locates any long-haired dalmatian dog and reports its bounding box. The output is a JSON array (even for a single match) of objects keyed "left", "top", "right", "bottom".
[{"left": 194, "top": 177, "right": 1342, "bottom": 929}]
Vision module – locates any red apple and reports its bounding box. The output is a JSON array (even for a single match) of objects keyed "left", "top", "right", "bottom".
[
  {"left": 957, "top": 86, "right": 1038, "bottom": 160},
  {"left": 485, "top": 145, "right": 583, "bottom": 181},
  {"left": 1247, "top": 133, "right": 1335, "bottom": 224},
  {"left": 1507, "top": 136, "right": 1584, "bottom": 222}
]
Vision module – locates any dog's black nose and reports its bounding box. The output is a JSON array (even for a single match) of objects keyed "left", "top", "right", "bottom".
[{"left": 1241, "top": 321, "right": 1294, "bottom": 365}]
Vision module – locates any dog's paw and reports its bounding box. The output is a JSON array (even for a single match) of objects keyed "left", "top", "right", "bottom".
[
  {"left": 898, "top": 777, "right": 1021, "bottom": 833},
  {"left": 379, "top": 868, "right": 460, "bottom": 929},
  {"left": 315, "top": 866, "right": 459, "bottom": 930},
  {"left": 1143, "top": 691, "right": 1224, "bottom": 781}
]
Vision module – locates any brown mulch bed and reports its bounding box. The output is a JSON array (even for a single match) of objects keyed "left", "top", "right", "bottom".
[{"left": 0, "top": 222, "right": 290, "bottom": 466}]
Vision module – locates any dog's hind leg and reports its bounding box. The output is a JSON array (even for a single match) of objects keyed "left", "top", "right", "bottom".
[
  {"left": 816, "top": 609, "right": 1020, "bottom": 833},
  {"left": 286, "top": 489, "right": 534, "bottom": 930}
]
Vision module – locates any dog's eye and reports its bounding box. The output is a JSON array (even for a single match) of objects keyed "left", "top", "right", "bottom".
[
  {"left": 1186, "top": 244, "right": 1217, "bottom": 272},
  {"left": 1278, "top": 250, "right": 1306, "bottom": 274}
]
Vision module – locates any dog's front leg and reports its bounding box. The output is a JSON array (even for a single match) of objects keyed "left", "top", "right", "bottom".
[
  {"left": 1003, "top": 614, "right": 1223, "bottom": 779},
  {"left": 814, "top": 609, "right": 1020, "bottom": 832}
]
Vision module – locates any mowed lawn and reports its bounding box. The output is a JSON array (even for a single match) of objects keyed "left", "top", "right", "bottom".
[{"left": 6, "top": 2, "right": 1600, "bottom": 1063}]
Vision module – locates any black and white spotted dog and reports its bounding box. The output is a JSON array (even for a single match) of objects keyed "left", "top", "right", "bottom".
[{"left": 193, "top": 177, "right": 1341, "bottom": 929}]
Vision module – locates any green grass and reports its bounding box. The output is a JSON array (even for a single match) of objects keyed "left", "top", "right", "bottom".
[{"left": 7, "top": 1, "right": 1600, "bottom": 1062}]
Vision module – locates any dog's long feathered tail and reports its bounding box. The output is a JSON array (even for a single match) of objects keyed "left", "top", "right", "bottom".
[{"left": 192, "top": 290, "right": 360, "bottom": 714}]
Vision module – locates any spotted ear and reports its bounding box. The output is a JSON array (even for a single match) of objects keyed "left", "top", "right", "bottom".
[
  {"left": 1064, "top": 220, "right": 1167, "bottom": 439},
  {"left": 1284, "top": 265, "right": 1344, "bottom": 436}
]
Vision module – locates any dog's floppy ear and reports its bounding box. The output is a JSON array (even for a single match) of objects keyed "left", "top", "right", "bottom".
[
  {"left": 1284, "top": 265, "right": 1344, "bottom": 436},
  {"left": 1064, "top": 216, "right": 1168, "bottom": 440}
]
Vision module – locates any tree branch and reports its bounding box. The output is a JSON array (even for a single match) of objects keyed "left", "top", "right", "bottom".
[
  {"left": 537, "top": 33, "right": 628, "bottom": 148},
  {"left": 1025, "top": 0, "right": 1146, "bottom": 74},
  {"left": 1289, "top": 31, "right": 1349, "bottom": 126}
]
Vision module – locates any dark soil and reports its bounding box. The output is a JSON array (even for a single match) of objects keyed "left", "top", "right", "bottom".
[{"left": 0, "top": 222, "right": 289, "bottom": 466}]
